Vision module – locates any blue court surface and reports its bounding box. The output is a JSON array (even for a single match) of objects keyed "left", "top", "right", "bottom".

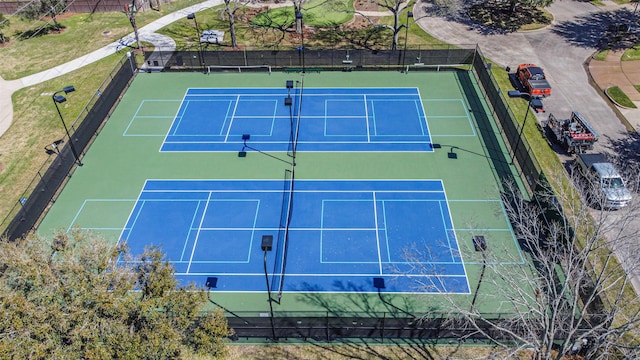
[
  {"left": 119, "top": 179, "right": 469, "bottom": 294},
  {"left": 160, "top": 88, "right": 433, "bottom": 152}
]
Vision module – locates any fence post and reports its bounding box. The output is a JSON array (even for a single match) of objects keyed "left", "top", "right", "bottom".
[{"left": 325, "top": 312, "right": 330, "bottom": 341}]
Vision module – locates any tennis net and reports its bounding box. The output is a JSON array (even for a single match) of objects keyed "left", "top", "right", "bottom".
[{"left": 275, "top": 74, "right": 304, "bottom": 296}]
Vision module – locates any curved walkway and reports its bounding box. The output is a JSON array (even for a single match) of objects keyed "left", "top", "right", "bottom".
[
  {"left": 0, "top": 0, "right": 225, "bottom": 138},
  {"left": 0, "top": 0, "right": 396, "bottom": 138}
]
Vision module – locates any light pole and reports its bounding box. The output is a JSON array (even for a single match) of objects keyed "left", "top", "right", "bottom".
[
  {"left": 296, "top": 11, "right": 305, "bottom": 73},
  {"left": 401, "top": 11, "right": 413, "bottom": 72},
  {"left": 187, "top": 13, "right": 206, "bottom": 73},
  {"left": 126, "top": 51, "right": 136, "bottom": 74},
  {"left": 52, "top": 86, "right": 83, "bottom": 166},
  {"left": 261, "top": 235, "right": 277, "bottom": 341},
  {"left": 510, "top": 93, "right": 533, "bottom": 165},
  {"left": 470, "top": 236, "right": 487, "bottom": 311}
]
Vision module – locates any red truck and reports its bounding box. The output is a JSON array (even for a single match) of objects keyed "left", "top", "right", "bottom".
[{"left": 516, "top": 63, "right": 551, "bottom": 98}]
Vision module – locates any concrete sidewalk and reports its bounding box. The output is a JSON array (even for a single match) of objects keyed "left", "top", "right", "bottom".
[{"left": 589, "top": 50, "right": 640, "bottom": 132}]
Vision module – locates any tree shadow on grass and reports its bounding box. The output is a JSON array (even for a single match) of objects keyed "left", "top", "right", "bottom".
[{"left": 15, "top": 23, "right": 66, "bottom": 40}]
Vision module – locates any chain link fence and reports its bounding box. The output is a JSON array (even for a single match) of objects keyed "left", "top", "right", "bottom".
[
  {"left": 0, "top": 46, "right": 555, "bottom": 342},
  {"left": 0, "top": 54, "right": 137, "bottom": 240}
]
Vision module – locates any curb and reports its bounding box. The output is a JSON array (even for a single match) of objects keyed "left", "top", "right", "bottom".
[{"left": 584, "top": 57, "right": 637, "bottom": 133}]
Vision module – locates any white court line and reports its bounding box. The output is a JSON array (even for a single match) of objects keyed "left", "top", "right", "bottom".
[
  {"left": 373, "top": 191, "right": 382, "bottom": 274},
  {"left": 187, "top": 191, "right": 212, "bottom": 273},
  {"left": 223, "top": 95, "right": 240, "bottom": 143}
]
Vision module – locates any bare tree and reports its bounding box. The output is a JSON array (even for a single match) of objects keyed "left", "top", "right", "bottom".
[
  {"left": 249, "top": 8, "right": 297, "bottom": 48},
  {"left": 355, "top": 0, "right": 410, "bottom": 50},
  {"left": 123, "top": 0, "right": 143, "bottom": 50},
  {"left": 222, "top": 0, "right": 251, "bottom": 48},
  {"left": 403, "top": 168, "right": 640, "bottom": 359}
]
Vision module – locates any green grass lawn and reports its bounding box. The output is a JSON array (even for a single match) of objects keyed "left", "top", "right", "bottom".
[
  {"left": 0, "top": 0, "right": 202, "bottom": 80},
  {"left": 606, "top": 85, "right": 637, "bottom": 108},
  {"left": 0, "top": 53, "right": 130, "bottom": 227},
  {"left": 622, "top": 44, "right": 640, "bottom": 61},
  {"left": 251, "top": 0, "right": 353, "bottom": 28}
]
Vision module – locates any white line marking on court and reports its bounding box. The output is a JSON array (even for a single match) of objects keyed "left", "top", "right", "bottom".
[
  {"left": 122, "top": 101, "right": 146, "bottom": 136},
  {"left": 67, "top": 199, "right": 89, "bottom": 232},
  {"left": 224, "top": 95, "right": 240, "bottom": 143},
  {"left": 416, "top": 88, "right": 432, "bottom": 139},
  {"left": 181, "top": 200, "right": 203, "bottom": 261},
  {"left": 187, "top": 192, "right": 212, "bottom": 273},
  {"left": 364, "top": 94, "right": 371, "bottom": 142},
  {"left": 195, "top": 227, "right": 281, "bottom": 231},
  {"left": 438, "top": 200, "right": 456, "bottom": 263},
  {"left": 141, "top": 189, "right": 444, "bottom": 194},
  {"left": 373, "top": 191, "right": 382, "bottom": 274},
  {"left": 172, "top": 100, "right": 191, "bottom": 136},
  {"left": 218, "top": 100, "right": 234, "bottom": 136}
]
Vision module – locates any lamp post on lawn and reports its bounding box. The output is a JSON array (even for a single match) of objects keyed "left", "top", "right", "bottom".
[
  {"left": 470, "top": 236, "right": 487, "bottom": 311},
  {"left": 296, "top": 11, "right": 305, "bottom": 73},
  {"left": 52, "top": 86, "right": 83, "bottom": 166},
  {"left": 187, "top": 13, "right": 206, "bottom": 73},
  {"left": 401, "top": 11, "right": 413, "bottom": 72},
  {"left": 261, "top": 235, "right": 277, "bottom": 341},
  {"left": 510, "top": 93, "right": 533, "bottom": 165}
]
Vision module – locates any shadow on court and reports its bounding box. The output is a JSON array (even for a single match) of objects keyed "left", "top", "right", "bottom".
[{"left": 456, "top": 71, "right": 518, "bottom": 188}]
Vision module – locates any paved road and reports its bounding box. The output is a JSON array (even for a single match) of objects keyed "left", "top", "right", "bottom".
[
  {"left": 414, "top": 0, "right": 628, "bottom": 147},
  {"left": 414, "top": 0, "right": 640, "bottom": 293}
]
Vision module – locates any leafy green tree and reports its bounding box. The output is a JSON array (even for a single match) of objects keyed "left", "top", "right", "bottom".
[
  {"left": 19, "top": 0, "right": 68, "bottom": 30},
  {"left": 508, "top": 0, "right": 553, "bottom": 14},
  {"left": 0, "top": 230, "right": 233, "bottom": 359}
]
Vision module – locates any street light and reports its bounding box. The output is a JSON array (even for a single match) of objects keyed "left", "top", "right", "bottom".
[
  {"left": 296, "top": 11, "right": 305, "bottom": 73},
  {"left": 126, "top": 51, "right": 136, "bottom": 74},
  {"left": 187, "top": 13, "right": 206, "bottom": 73},
  {"left": 52, "top": 86, "right": 83, "bottom": 166},
  {"left": 470, "top": 235, "right": 487, "bottom": 311},
  {"left": 401, "top": 11, "right": 413, "bottom": 72},
  {"left": 261, "top": 235, "right": 277, "bottom": 341},
  {"left": 510, "top": 92, "right": 533, "bottom": 164}
]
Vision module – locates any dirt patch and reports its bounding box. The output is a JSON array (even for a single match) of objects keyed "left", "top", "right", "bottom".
[{"left": 354, "top": 0, "right": 381, "bottom": 12}]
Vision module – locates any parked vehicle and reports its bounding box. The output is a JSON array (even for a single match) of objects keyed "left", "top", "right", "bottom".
[
  {"left": 544, "top": 112, "right": 598, "bottom": 154},
  {"left": 516, "top": 63, "right": 552, "bottom": 98},
  {"left": 574, "top": 153, "right": 632, "bottom": 209}
]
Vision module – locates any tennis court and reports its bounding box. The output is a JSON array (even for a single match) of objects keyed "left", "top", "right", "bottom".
[
  {"left": 137, "top": 87, "right": 432, "bottom": 152},
  {"left": 38, "top": 71, "right": 526, "bottom": 311},
  {"left": 119, "top": 179, "right": 466, "bottom": 293}
]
